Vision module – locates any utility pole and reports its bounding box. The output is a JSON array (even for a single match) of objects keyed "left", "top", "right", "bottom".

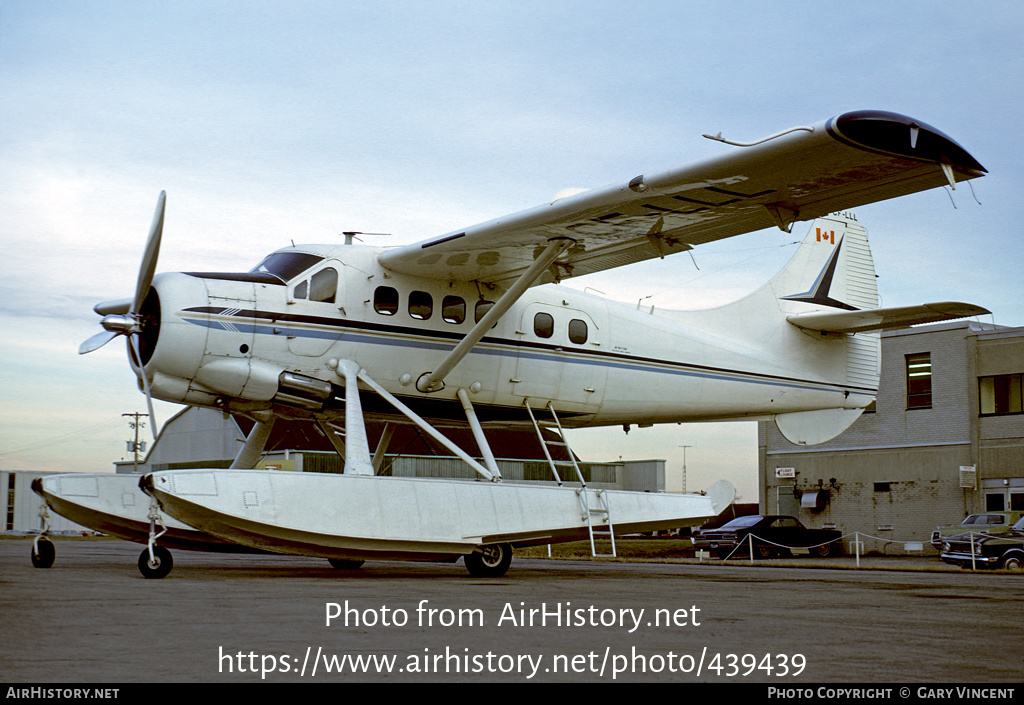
[{"left": 123, "top": 413, "right": 149, "bottom": 474}]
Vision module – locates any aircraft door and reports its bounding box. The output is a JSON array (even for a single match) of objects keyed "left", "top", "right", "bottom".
[
  {"left": 284, "top": 261, "right": 345, "bottom": 357},
  {"left": 509, "top": 302, "right": 606, "bottom": 410}
]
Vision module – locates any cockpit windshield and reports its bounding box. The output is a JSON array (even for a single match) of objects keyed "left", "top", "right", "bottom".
[{"left": 250, "top": 252, "right": 325, "bottom": 283}]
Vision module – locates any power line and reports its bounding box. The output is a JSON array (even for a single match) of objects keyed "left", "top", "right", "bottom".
[{"left": 0, "top": 417, "right": 126, "bottom": 458}]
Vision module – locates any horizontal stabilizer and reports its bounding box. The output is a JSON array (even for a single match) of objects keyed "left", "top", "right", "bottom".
[
  {"left": 787, "top": 302, "right": 990, "bottom": 334},
  {"left": 704, "top": 479, "right": 737, "bottom": 516}
]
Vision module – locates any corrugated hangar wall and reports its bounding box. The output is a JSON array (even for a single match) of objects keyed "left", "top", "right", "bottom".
[{"left": 2, "top": 471, "right": 91, "bottom": 533}]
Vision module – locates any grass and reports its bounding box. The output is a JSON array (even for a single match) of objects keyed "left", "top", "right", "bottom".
[{"left": 516, "top": 538, "right": 696, "bottom": 561}]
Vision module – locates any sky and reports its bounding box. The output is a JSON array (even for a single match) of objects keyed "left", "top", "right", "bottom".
[{"left": 2, "top": 2, "right": 1023, "bottom": 503}]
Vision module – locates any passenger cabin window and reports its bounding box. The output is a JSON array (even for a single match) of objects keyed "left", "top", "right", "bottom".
[
  {"left": 309, "top": 268, "right": 337, "bottom": 303},
  {"left": 374, "top": 286, "right": 399, "bottom": 315},
  {"left": 534, "top": 312, "right": 554, "bottom": 339},
  {"left": 568, "top": 318, "right": 588, "bottom": 344},
  {"left": 293, "top": 280, "right": 308, "bottom": 300},
  {"left": 443, "top": 296, "right": 466, "bottom": 324},
  {"left": 409, "top": 291, "right": 433, "bottom": 320},
  {"left": 475, "top": 301, "right": 494, "bottom": 323}
]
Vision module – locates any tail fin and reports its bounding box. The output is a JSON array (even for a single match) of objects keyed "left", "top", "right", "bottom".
[
  {"left": 767, "top": 212, "right": 881, "bottom": 444},
  {"left": 770, "top": 211, "right": 878, "bottom": 315}
]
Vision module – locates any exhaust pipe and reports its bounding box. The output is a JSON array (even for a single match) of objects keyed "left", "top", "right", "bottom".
[{"left": 275, "top": 372, "right": 333, "bottom": 410}]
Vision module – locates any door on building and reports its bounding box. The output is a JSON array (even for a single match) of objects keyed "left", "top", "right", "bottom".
[{"left": 983, "top": 479, "right": 1024, "bottom": 512}]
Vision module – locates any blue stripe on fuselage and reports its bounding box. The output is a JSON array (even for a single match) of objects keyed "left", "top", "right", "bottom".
[{"left": 179, "top": 309, "right": 875, "bottom": 396}]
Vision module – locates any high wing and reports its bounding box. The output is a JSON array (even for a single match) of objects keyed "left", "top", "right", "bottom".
[{"left": 378, "top": 110, "right": 985, "bottom": 287}]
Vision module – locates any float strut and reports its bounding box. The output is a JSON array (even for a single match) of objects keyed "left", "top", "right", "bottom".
[{"left": 458, "top": 388, "right": 501, "bottom": 480}]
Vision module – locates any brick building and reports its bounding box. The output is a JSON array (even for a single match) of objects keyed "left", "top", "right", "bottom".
[{"left": 759, "top": 321, "right": 1024, "bottom": 553}]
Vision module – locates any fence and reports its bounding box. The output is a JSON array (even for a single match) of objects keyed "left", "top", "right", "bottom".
[{"left": 704, "top": 530, "right": 1007, "bottom": 570}]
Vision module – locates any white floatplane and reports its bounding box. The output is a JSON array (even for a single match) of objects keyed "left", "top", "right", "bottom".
[{"left": 36, "top": 110, "right": 989, "bottom": 577}]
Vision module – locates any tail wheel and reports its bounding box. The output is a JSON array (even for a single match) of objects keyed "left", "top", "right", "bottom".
[
  {"left": 138, "top": 546, "right": 173, "bottom": 579},
  {"left": 32, "top": 538, "right": 55, "bottom": 569},
  {"left": 464, "top": 543, "right": 513, "bottom": 578}
]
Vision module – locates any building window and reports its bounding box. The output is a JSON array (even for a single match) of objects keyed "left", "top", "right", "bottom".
[
  {"left": 985, "top": 493, "right": 1006, "bottom": 511},
  {"left": 873, "top": 482, "right": 891, "bottom": 492},
  {"left": 979, "top": 374, "right": 1023, "bottom": 416},
  {"left": 6, "top": 474, "right": 14, "bottom": 531},
  {"left": 906, "top": 353, "right": 932, "bottom": 409}
]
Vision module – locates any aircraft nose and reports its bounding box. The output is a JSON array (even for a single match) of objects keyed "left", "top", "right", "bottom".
[{"left": 130, "top": 272, "right": 209, "bottom": 405}]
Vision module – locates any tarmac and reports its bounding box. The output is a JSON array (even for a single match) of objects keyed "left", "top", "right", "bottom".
[{"left": 2, "top": 536, "right": 1021, "bottom": 684}]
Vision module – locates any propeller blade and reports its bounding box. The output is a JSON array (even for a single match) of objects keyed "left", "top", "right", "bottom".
[
  {"left": 132, "top": 191, "right": 166, "bottom": 315},
  {"left": 79, "top": 329, "right": 118, "bottom": 355},
  {"left": 93, "top": 298, "right": 133, "bottom": 316},
  {"left": 130, "top": 333, "right": 159, "bottom": 442}
]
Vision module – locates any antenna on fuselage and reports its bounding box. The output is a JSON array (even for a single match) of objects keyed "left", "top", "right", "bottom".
[{"left": 342, "top": 231, "right": 390, "bottom": 245}]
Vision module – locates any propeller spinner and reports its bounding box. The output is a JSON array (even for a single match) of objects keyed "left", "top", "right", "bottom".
[{"left": 79, "top": 191, "right": 166, "bottom": 439}]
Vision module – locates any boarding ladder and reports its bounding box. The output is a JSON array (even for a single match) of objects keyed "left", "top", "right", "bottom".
[{"left": 523, "top": 400, "right": 616, "bottom": 558}]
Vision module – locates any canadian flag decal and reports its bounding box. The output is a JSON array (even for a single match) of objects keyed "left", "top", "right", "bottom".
[{"left": 816, "top": 228, "right": 835, "bottom": 244}]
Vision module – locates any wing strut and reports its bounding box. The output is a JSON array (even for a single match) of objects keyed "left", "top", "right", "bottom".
[{"left": 416, "top": 238, "right": 574, "bottom": 393}]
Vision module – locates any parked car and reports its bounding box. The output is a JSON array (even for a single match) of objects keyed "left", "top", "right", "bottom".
[
  {"left": 939, "top": 516, "right": 1024, "bottom": 570},
  {"left": 930, "top": 511, "right": 1024, "bottom": 548},
  {"left": 691, "top": 515, "right": 842, "bottom": 559}
]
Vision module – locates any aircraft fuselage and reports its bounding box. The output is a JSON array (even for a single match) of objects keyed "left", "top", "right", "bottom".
[{"left": 139, "top": 241, "right": 873, "bottom": 430}]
